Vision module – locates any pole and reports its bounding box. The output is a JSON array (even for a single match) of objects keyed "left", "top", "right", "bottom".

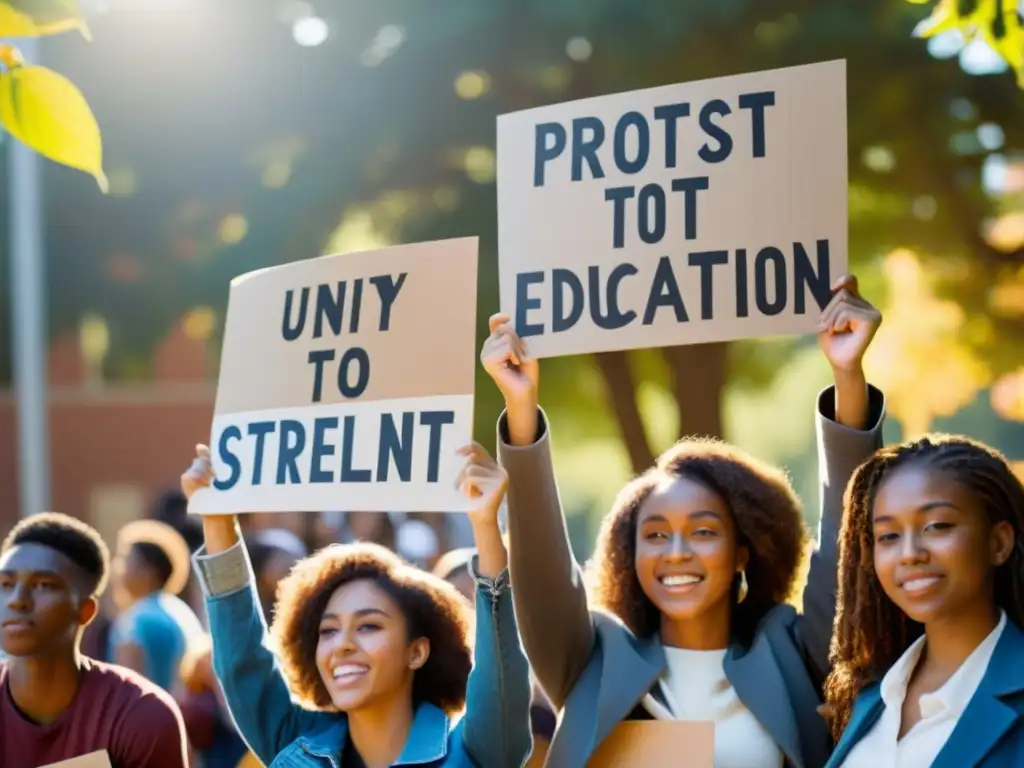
[{"left": 8, "top": 36, "right": 51, "bottom": 517}]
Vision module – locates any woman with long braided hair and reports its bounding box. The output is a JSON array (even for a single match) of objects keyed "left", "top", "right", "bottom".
[{"left": 824, "top": 435, "right": 1024, "bottom": 767}]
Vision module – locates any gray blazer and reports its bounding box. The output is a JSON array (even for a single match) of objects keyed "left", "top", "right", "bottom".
[{"left": 497, "top": 385, "right": 886, "bottom": 768}]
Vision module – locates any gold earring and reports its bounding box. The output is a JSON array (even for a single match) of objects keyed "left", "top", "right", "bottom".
[{"left": 737, "top": 570, "right": 748, "bottom": 604}]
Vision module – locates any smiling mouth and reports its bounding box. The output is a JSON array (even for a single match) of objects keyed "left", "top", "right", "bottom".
[
  {"left": 901, "top": 576, "right": 943, "bottom": 594},
  {"left": 659, "top": 574, "right": 704, "bottom": 589},
  {"left": 1, "top": 619, "right": 34, "bottom": 632},
  {"left": 331, "top": 664, "right": 369, "bottom": 685}
]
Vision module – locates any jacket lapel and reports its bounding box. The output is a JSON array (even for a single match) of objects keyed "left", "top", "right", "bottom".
[
  {"left": 593, "top": 630, "right": 666, "bottom": 746},
  {"left": 931, "top": 620, "right": 1024, "bottom": 768},
  {"left": 725, "top": 629, "right": 804, "bottom": 768},
  {"left": 825, "top": 685, "right": 883, "bottom": 768}
]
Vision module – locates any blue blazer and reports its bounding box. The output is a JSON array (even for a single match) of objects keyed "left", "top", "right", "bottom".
[{"left": 827, "top": 619, "right": 1024, "bottom": 767}]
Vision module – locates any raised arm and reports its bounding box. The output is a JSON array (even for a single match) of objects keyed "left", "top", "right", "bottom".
[
  {"left": 799, "top": 276, "right": 885, "bottom": 686},
  {"left": 182, "top": 447, "right": 328, "bottom": 765},
  {"left": 482, "top": 315, "right": 595, "bottom": 709},
  {"left": 455, "top": 444, "right": 533, "bottom": 768}
]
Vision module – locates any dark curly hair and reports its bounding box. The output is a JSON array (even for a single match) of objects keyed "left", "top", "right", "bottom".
[
  {"left": 824, "top": 435, "right": 1024, "bottom": 739},
  {"left": 2, "top": 512, "right": 110, "bottom": 597},
  {"left": 270, "top": 541, "right": 472, "bottom": 714},
  {"left": 587, "top": 437, "right": 808, "bottom": 646}
]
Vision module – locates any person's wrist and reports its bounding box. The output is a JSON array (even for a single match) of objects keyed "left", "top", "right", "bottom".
[
  {"left": 469, "top": 515, "right": 502, "bottom": 536},
  {"left": 831, "top": 364, "right": 866, "bottom": 386}
]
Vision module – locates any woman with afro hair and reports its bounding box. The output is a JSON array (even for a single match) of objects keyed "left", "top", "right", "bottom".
[
  {"left": 180, "top": 442, "right": 532, "bottom": 768},
  {"left": 482, "top": 274, "right": 886, "bottom": 768},
  {"left": 823, "top": 436, "right": 1024, "bottom": 767}
]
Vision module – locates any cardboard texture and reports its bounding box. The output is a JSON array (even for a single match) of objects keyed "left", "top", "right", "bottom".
[
  {"left": 497, "top": 60, "right": 848, "bottom": 358},
  {"left": 39, "top": 751, "right": 113, "bottom": 768},
  {"left": 189, "top": 238, "right": 479, "bottom": 515},
  {"left": 587, "top": 721, "right": 715, "bottom": 767}
]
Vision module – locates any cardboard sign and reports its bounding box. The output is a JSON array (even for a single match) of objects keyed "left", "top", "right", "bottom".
[
  {"left": 189, "top": 238, "right": 479, "bottom": 515},
  {"left": 497, "top": 60, "right": 848, "bottom": 358},
  {"left": 587, "top": 721, "right": 714, "bottom": 767},
  {"left": 40, "top": 751, "right": 113, "bottom": 768}
]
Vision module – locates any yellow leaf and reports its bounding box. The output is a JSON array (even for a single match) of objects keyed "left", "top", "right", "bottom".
[
  {"left": 983, "top": 0, "right": 1024, "bottom": 85},
  {"left": 0, "top": 65, "right": 107, "bottom": 191},
  {"left": 914, "top": 0, "right": 961, "bottom": 38},
  {"left": 0, "top": 0, "right": 90, "bottom": 39}
]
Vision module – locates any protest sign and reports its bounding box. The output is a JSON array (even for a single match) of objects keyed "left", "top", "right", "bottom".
[
  {"left": 188, "top": 238, "right": 478, "bottom": 515},
  {"left": 497, "top": 60, "right": 847, "bottom": 358},
  {"left": 587, "top": 721, "right": 714, "bottom": 767},
  {"left": 40, "top": 751, "right": 113, "bottom": 768}
]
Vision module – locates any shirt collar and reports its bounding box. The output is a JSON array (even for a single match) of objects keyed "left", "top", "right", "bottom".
[
  {"left": 880, "top": 611, "right": 1008, "bottom": 718},
  {"left": 298, "top": 702, "right": 450, "bottom": 765}
]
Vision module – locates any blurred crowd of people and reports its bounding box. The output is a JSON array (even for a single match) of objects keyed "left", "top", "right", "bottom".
[{"left": 9, "top": 491, "right": 550, "bottom": 768}]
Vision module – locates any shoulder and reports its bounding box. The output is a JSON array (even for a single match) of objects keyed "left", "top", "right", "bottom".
[
  {"left": 84, "top": 659, "right": 183, "bottom": 719},
  {"left": 755, "top": 603, "right": 799, "bottom": 636},
  {"left": 593, "top": 611, "right": 639, "bottom": 647}
]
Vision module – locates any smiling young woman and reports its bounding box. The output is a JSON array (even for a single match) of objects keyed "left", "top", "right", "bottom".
[
  {"left": 823, "top": 436, "right": 1024, "bottom": 767},
  {"left": 181, "top": 443, "right": 532, "bottom": 768},
  {"left": 483, "top": 275, "right": 887, "bottom": 768}
]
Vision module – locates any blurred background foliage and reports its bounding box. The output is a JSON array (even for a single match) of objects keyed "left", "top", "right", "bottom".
[{"left": 0, "top": 0, "right": 1021, "bottom": 554}]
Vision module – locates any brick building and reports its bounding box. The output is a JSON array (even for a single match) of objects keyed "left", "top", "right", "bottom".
[{"left": 0, "top": 324, "right": 215, "bottom": 544}]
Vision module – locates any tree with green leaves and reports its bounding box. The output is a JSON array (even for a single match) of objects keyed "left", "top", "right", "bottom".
[{"left": 5, "top": 0, "right": 1021, "bottom": 473}]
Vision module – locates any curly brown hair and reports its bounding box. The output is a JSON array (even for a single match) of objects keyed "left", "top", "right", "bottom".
[
  {"left": 587, "top": 437, "right": 809, "bottom": 646},
  {"left": 269, "top": 541, "right": 472, "bottom": 714},
  {"left": 823, "top": 435, "right": 1024, "bottom": 739}
]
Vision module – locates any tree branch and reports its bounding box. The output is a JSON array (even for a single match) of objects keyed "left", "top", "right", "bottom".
[
  {"left": 661, "top": 342, "right": 728, "bottom": 440},
  {"left": 593, "top": 350, "right": 656, "bottom": 474}
]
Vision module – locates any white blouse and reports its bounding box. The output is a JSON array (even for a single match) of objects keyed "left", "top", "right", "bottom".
[
  {"left": 642, "top": 646, "right": 784, "bottom": 768},
  {"left": 840, "top": 611, "right": 1007, "bottom": 768}
]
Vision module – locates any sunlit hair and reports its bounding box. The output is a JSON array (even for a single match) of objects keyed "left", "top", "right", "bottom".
[
  {"left": 271, "top": 541, "right": 472, "bottom": 714},
  {"left": 824, "top": 435, "right": 1024, "bottom": 739},
  {"left": 2, "top": 512, "right": 110, "bottom": 596},
  {"left": 117, "top": 519, "right": 192, "bottom": 595},
  {"left": 587, "top": 437, "right": 808, "bottom": 646}
]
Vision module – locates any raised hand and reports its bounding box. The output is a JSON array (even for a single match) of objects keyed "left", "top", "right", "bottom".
[
  {"left": 181, "top": 444, "right": 238, "bottom": 553},
  {"left": 455, "top": 442, "right": 509, "bottom": 529},
  {"left": 181, "top": 444, "right": 215, "bottom": 500},
  {"left": 817, "top": 275, "right": 882, "bottom": 375},
  {"left": 481, "top": 314, "right": 540, "bottom": 446},
  {"left": 480, "top": 313, "right": 539, "bottom": 407}
]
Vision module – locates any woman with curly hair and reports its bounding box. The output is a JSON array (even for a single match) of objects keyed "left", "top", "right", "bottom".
[
  {"left": 482, "top": 275, "right": 887, "bottom": 768},
  {"left": 180, "top": 443, "right": 532, "bottom": 768},
  {"left": 823, "top": 436, "right": 1024, "bottom": 767}
]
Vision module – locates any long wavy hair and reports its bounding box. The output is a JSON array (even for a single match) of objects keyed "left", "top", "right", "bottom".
[{"left": 823, "top": 435, "right": 1024, "bottom": 738}]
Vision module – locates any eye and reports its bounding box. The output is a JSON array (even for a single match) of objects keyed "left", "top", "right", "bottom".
[
  {"left": 692, "top": 527, "right": 717, "bottom": 537},
  {"left": 36, "top": 580, "right": 59, "bottom": 591},
  {"left": 644, "top": 530, "right": 669, "bottom": 541},
  {"left": 925, "top": 521, "right": 953, "bottom": 533},
  {"left": 357, "top": 623, "right": 382, "bottom": 633},
  {"left": 318, "top": 626, "right": 337, "bottom": 638},
  {"left": 875, "top": 531, "right": 898, "bottom": 544}
]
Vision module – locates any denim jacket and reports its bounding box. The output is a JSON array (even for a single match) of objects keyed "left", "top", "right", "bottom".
[{"left": 192, "top": 540, "right": 532, "bottom": 768}]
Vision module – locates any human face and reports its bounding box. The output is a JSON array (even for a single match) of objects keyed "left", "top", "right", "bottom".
[
  {"left": 872, "top": 463, "right": 1014, "bottom": 626},
  {"left": 315, "top": 579, "right": 428, "bottom": 712},
  {"left": 635, "top": 475, "right": 748, "bottom": 625},
  {"left": 0, "top": 543, "right": 95, "bottom": 657},
  {"left": 111, "top": 544, "right": 148, "bottom": 610}
]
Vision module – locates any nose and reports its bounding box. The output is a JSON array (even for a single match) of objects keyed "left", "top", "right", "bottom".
[
  {"left": 898, "top": 530, "right": 928, "bottom": 565},
  {"left": 664, "top": 532, "right": 692, "bottom": 562},
  {"left": 5, "top": 582, "right": 31, "bottom": 614}
]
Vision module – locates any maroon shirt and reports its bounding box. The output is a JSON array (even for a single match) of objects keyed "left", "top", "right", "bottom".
[{"left": 0, "top": 657, "right": 189, "bottom": 768}]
